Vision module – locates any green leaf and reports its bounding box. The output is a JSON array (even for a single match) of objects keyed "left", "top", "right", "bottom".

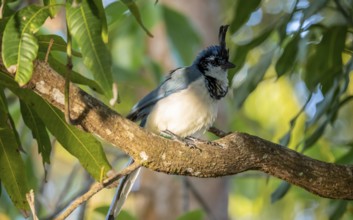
[
  {"left": 0, "top": 127, "right": 30, "bottom": 213},
  {"left": 0, "top": 88, "right": 23, "bottom": 152},
  {"left": 229, "top": 28, "right": 273, "bottom": 80},
  {"left": 275, "top": 35, "right": 299, "bottom": 77},
  {"left": 0, "top": 70, "right": 19, "bottom": 89},
  {"left": 38, "top": 53, "right": 104, "bottom": 94},
  {"left": 37, "top": 34, "right": 81, "bottom": 57},
  {"left": 94, "top": 206, "right": 137, "bottom": 220},
  {"left": 93, "top": 205, "right": 110, "bottom": 216},
  {"left": 0, "top": 73, "right": 112, "bottom": 180},
  {"left": 66, "top": 0, "right": 113, "bottom": 99},
  {"left": 0, "top": 88, "right": 9, "bottom": 122},
  {"left": 105, "top": 1, "right": 128, "bottom": 26},
  {"left": 2, "top": 5, "right": 50, "bottom": 86},
  {"left": 121, "top": 0, "right": 153, "bottom": 37},
  {"left": 303, "top": 26, "right": 347, "bottom": 92},
  {"left": 233, "top": 49, "right": 274, "bottom": 108},
  {"left": 230, "top": 0, "right": 262, "bottom": 33},
  {"left": 43, "top": 0, "right": 62, "bottom": 18},
  {"left": 93, "top": 0, "right": 109, "bottom": 43},
  {"left": 329, "top": 200, "right": 348, "bottom": 220},
  {"left": 279, "top": 94, "right": 312, "bottom": 147},
  {"left": 15, "top": 89, "right": 112, "bottom": 180},
  {"left": 162, "top": 5, "right": 201, "bottom": 65},
  {"left": 176, "top": 210, "right": 204, "bottom": 220},
  {"left": 1, "top": 2, "right": 15, "bottom": 18},
  {"left": 116, "top": 210, "right": 137, "bottom": 220},
  {"left": 20, "top": 100, "right": 51, "bottom": 164},
  {"left": 336, "top": 147, "right": 353, "bottom": 164},
  {"left": 271, "top": 181, "right": 291, "bottom": 203}
]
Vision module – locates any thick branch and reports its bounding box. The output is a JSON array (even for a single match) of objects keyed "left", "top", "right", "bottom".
[{"left": 2, "top": 60, "right": 353, "bottom": 200}]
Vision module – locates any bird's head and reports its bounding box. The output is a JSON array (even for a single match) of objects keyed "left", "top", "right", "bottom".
[{"left": 193, "top": 25, "right": 236, "bottom": 77}]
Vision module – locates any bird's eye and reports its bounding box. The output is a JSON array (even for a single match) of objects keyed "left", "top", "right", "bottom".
[{"left": 213, "top": 58, "right": 222, "bottom": 66}]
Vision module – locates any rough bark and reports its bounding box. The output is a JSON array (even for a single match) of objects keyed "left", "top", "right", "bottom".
[{"left": 1, "top": 60, "right": 353, "bottom": 200}]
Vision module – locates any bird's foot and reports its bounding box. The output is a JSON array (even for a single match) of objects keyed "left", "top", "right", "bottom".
[
  {"left": 161, "top": 130, "right": 201, "bottom": 151},
  {"left": 185, "top": 136, "right": 223, "bottom": 147}
]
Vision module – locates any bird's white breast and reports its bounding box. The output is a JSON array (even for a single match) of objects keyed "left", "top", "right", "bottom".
[{"left": 144, "top": 78, "right": 219, "bottom": 138}]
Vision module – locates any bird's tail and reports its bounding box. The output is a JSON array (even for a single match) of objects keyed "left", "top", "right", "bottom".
[{"left": 106, "top": 159, "right": 141, "bottom": 220}]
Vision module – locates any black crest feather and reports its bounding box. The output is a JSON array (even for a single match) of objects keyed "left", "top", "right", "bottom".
[{"left": 218, "top": 25, "right": 230, "bottom": 60}]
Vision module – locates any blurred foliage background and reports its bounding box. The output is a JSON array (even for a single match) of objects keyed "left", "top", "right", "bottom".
[{"left": 0, "top": 0, "right": 353, "bottom": 219}]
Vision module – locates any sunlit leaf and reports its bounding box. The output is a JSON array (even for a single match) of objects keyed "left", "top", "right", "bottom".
[
  {"left": 20, "top": 100, "right": 51, "bottom": 165},
  {"left": 121, "top": 0, "right": 153, "bottom": 37},
  {"left": 43, "top": 0, "right": 61, "bottom": 18},
  {"left": 2, "top": 5, "right": 50, "bottom": 86},
  {"left": 66, "top": 0, "right": 113, "bottom": 99},
  {"left": 93, "top": 0, "right": 108, "bottom": 43},
  {"left": 15, "top": 89, "right": 112, "bottom": 180},
  {"left": 162, "top": 5, "right": 201, "bottom": 66},
  {"left": 0, "top": 127, "right": 30, "bottom": 214},
  {"left": 230, "top": 0, "right": 262, "bottom": 33},
  {"left": 0, "top": 73, "right": 112, "bottom": 180}
]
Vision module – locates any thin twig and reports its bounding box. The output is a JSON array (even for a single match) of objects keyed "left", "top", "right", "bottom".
[
  {"left": 65, "top": 23, "right": 73, "bottom": 124},
  {"left": 109, "top": 82, "right": 119, "bottom": 106},
  {"left": 41, "top": 185, "right": 91, "bottom": 220},
  {"left": 44, "top": 38, "right": 54, "bottom": 63},
  {"left": 26, "top": 189, "right": 38, "bottom": 220},
  {"left": 54, "top": 162, "right": 141, "bottom": 220}
]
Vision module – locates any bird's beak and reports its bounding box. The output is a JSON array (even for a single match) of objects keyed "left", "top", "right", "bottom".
[{"left": 222, "top": 61, "right": 236, "bottom": 69}]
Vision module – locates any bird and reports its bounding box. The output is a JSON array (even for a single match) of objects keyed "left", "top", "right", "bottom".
[{"left": 106, "top": 25, "right": 235, "bottom": 219}]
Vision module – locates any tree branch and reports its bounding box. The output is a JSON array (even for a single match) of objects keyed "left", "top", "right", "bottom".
[
  {"left": 2, "top": 60, "right": 353, "bottom": 200},
  {"left": 54, "top": 162, "right": 141, "bottom": 220}
]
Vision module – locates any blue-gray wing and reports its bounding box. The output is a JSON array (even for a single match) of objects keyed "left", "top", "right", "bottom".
[{"left": 126, "top": 66, "right": 202, "bottom": 124}]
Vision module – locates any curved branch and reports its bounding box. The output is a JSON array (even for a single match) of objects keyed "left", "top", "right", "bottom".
[
  {"left": 54, "top": 162, "right": 141, "bottom": 220},
  {"left": 2, "top": 60, "right": 353, "bottom": 200}
]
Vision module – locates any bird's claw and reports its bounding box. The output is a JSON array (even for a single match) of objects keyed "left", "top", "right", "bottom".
[
  {"left": 185, "top": 136, "right": 223, "bottom": 148},
  {"left": 161, "top": 130, "right": 202, "bottom": 151}
]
